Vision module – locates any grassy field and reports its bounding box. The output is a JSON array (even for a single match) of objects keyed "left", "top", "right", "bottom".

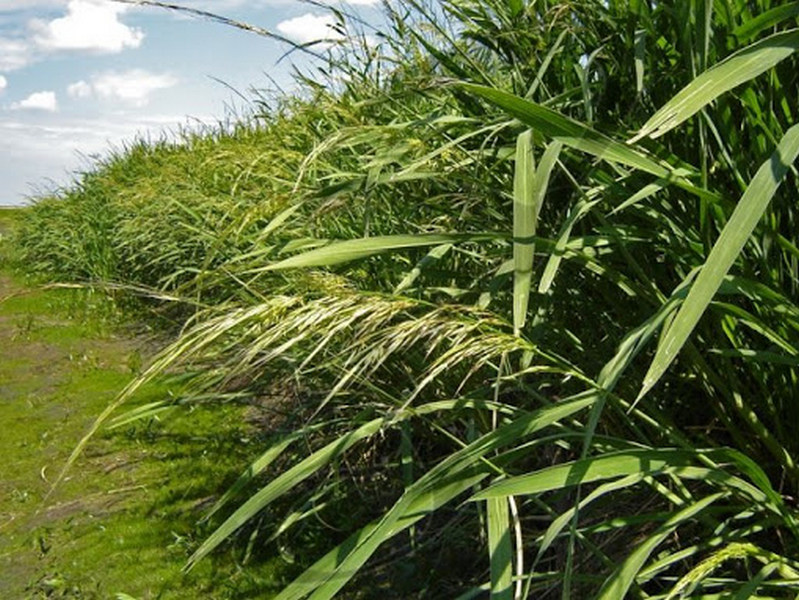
[
  {"left": 0, "top": 210, "right": 286, "bottom": 599},
  {"left": 8, "top": 0, "right": 799, "bottom": 598}
]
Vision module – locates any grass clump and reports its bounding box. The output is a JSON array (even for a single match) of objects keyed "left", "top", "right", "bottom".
[{"left": 12, "top": 0, "right": 799, "bottom": 598}]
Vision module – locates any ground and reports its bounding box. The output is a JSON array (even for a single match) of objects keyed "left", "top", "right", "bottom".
[{"left": 0, "top": 209, "right": 285, "bottom": 599}]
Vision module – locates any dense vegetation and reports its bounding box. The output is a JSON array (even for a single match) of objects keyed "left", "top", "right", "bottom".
[{"left": 12, "top": 0, "right": 799, "bottom": 597}]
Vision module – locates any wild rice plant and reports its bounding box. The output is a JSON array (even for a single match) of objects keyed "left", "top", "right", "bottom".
[{"left": 19, "top": 0, "right": 799, "bottom": 597}]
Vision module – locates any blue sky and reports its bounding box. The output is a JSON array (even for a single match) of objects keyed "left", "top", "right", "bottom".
[{"left": 0, "top": 0, "right": 380, "bottom": 205}]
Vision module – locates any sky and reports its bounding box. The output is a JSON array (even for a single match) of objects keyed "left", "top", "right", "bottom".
[{"left": 0, "top": 0, "right": 380, "bottom": 205}]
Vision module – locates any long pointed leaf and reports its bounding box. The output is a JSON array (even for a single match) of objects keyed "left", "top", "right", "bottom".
[
  {"left": 462, "top": 83, "right": 671, "bottom": 178},
  {"left": 276, "top": 393, "right": 597, "bottom": 600},
  {"left": 187, "top": 417, "right": 385, "bottom": 568},
  {"left": 264, "top": 233, "right": 502, "bottom": 270},
  {"left": 732, "top": 4, "right": 799, "bottom": 43},
  {"left": 595, "top": 493, "right": 725, "bottom": 600},
  {"left": 518, "top": 139, "right": 561, "bottom": 334},
  {"left": 275, "top": 470, "right": 490, "bottom": 600},
  {"left": 487, "top": 497, "right": 513, "bottom": 600},
  {"left": 632, "top": 29, "right": 799, "bottom": 141},
  {"left": 513, "top": 131, "right": 535, "bottom": 335},
  {"left": 473, "top": 448, "right": 703, "bottom": 500},
  {"left": 639, "top": 124, "right": 799, "bottom": 399}
]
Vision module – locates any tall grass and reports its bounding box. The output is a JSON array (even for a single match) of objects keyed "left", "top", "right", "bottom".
[{"left": 15, "top": 0, "right": 799, "bottom": 597}]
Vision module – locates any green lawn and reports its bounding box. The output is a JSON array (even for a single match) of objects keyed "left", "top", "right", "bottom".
[{"left": 0, "top": 210, "right": 286, "bottom": 599}]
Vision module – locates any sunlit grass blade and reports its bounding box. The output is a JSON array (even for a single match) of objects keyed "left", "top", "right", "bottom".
[
  {"left": 394, "top": 243, "right": 452, "bottom": 293},
  {"left": 634, "top": 28, "right": 646, "bottom": 94},
  {"left": 275, "top": 469, "right": 490, "bottom": 600},
  {"left": 487, "top": 496, "right": 513, "bottom": 600},
  {"left": 535, "top": 473, "right": 647, "bottom": 567},
  {"left": 202, "top": 424, "right": 327, "bottom": 522},
  {"left": 512, "top": 130, "right": 535, "bottom": 335},
  {"left": 639, "top": 124, "right": 799, "bottom": 400},
  {"left": 631, "top": 29, "right": 799, "bottom": 141},
  {"left": 473, "top": 448, "right": 707, "bottom": 500},
  {"left": 187, "top": 417, "right": 386, "bottom": 569},
  {"left": 513, "top": 138, "right": 561, "bottom": 335},
  {"left": 264, "top": 233, "right": 502, "bottom": 270},
  {"left": 462, "top": 83, "right": 671, "bottom": 178}
]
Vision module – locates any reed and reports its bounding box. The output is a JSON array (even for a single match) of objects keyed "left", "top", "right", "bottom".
[{"left": 16, "top": 1, "right": 799, "bottom": 597}]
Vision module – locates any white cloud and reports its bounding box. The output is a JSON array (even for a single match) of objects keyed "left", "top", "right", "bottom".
[
  {"left": 0, "top": 1, "right": 143, "bottom": 72},
  {"left": 66, "top": 79, "right": 91, "bottom": 98},
  {"left": 11, "top": 90, "right": 58, "bottom": 111},
  {"left": 276, "top": 13, "right": 345, "bottom": 45},
  {"left": 0, "top": 75, "right": 6, "bottom": 92},
  {"left": 31, "top": 0, "right": 144, "bottom": 53},
  {"left": 0, "top": 36, "right": 31, "bottom": 71},
  {"left": 68, "top": 69, "right": 178, "bottom": 106},
  {"left": 0, "top": 112, "right": 214, "bottom": 205},
  {"left": 0, "top": 1, "right": 66, "bottom": 9}
]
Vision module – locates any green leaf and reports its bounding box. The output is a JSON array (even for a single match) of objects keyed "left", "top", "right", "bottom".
[
  {"left": 487, "top": 497, "right": 513, "bottom": 600},
  {"left": 275, "top": 469, "right": 490, "bottom": 600},
  {"left": 732, "top": 4, "right": 799, "bottom": 42},
  {"left": 203, "top": 424, "right": 327, "bottom": 522},
  {"left": 536, "top": 198, "right": 599, "bottom": 297},
  {"left": 512, "top": 134, "right": 560, "bottom": 334},
  {"left": 535, "top": 473, "right": 646, "bottom": 566},
  {"left": 264, "top": 233, "right": 502, "bottom": 270},
  {"left": 189, "top": 398, "right": 518, "bottom": 575},
  {"left": 632, "top": 29, "right": 799, "bottom": 141},
  {"left": 513, "top": 130, "right": 536, "bottom": 336},
  {"left": 462, "top": 83, "right": 671, "bottom": 178},
  {"left": 595, "top": 493, "right": 725, "bottom": 600},
  {"left": 634, "top": 29, "right": 646, "bottom": 94},
  {"left": 730, "top": 563, "right": 780, "bottom": 599},
  {"left": 394, "top": 243, "right": 453, "bottom": 293},
  {"left": 275, "top": 393, "right": 597, "bottom": 600},
  {"left": 187, "top": 417, "right": 385, "bottom": 568},
  {"left": 473, "top": 448, "right": 704, "bottom": 500},
  {"left": 639, "top": 124, "right": 799, "bottom": 400}
]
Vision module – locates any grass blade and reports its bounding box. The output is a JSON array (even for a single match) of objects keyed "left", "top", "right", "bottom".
[
  {"left": 487, "top": 497, "right": 513, "bottom": 600},
  {"left": 513, "top": 136, "right": 561, "bottom": 334},
  {"left": 732, "top": 3, "right": 799, "bottom": 42},
  {"left": 462, "top": 83, "right": 671, "bottom": 178},
  {"left": 535, "top": 473, "right": 646, "bottom": 566},
  {"left": 473, "top": 448, "right": 706, "bottom": 500},
  {"left": 275, "top": 470, "right": 490, "bottom": 600},
  {"left": 639, "top": 123, "right": 799, "bottom": 400},
  {"left": 634, "top": 29, "right": 646, "bottom": 94},
  {"left": 203, "top": 424, "right": 327, "bottom": 522},
  {"left": 394, "top": 243, "right": 453, "bottom": 293},
  {"left": 513, "top": 130, "right": 535, "bottom": 335},
  {"left": 631, "top": 29, "right": 799, "bottom": 141},
  {"left": 187, "top": 417, "right": 385, "bottom": 569},
  {"left": 264, "top": 233, "right": 502, "bottom": 270},
  {"left": 276, "top": 394, "right": 597, "bottom": 600},
  {"left": 595, "top": 493, "right": 725, "bottom": 600}
]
